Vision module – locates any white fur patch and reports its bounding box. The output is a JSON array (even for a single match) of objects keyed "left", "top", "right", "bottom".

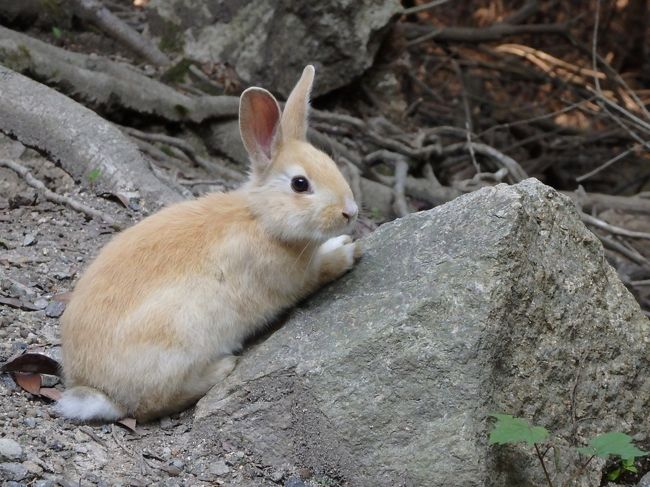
[
  {"left": 55, "top": 388, "right": 124, "bottom": 422},
  {"left": 319, "top": 235, "right": 351, "bottom": 255}
]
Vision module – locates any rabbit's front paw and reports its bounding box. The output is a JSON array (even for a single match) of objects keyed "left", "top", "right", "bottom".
[{"left": 317, "top": 235, "right": 360, "bottom": 285}]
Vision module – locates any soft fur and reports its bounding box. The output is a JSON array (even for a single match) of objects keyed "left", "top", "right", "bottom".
[{"left": 57, "top": 66, "right": 360, "bottom": 422}]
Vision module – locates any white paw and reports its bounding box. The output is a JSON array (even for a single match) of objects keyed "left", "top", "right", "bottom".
[{"left": 319, "top": 235, "right": 352, "bottom": 255}]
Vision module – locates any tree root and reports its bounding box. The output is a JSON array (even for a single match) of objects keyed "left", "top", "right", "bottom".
[
  {"left": 0, "top": 158, "right": 122, "bottom": 230},
  {"left": 0, "top": 25, "right": 239, "bottom": 123},
  {"left": 0, "top": 65, "right": 182, "bottom": 210}
]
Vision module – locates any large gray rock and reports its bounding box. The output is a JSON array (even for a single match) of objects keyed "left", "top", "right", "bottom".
[
  {"left": 193, "top": 179, "right": 650, "bottom": 487},
  {"left": 146, "top": 0, "right": 402, "bottom": 97}
]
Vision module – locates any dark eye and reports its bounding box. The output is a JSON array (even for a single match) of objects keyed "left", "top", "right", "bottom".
[{"left": 291, "top": 176, "right": 310, "bottom": 193}]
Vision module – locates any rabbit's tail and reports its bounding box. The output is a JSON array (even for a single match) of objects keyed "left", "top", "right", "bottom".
[{"left": 55, "top": 386, "right": 125, "bottom": 421}]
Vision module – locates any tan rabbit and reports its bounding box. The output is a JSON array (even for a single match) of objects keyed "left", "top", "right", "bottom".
[{"left": 57, "top": 65, "right": 360, "bottom": 422}]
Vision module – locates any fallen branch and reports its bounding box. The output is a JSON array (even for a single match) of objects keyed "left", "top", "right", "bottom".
[
  {"left": 0, "top": 26, "right": 239, "bottom": 123},
  {"left": 393, "top": 158, "right": 411, "bottom": 217},
  {"left": 0, "top": 65, "right": 182, "bottom": 209},
  {"left": 0, "top": 158, "right": 122, "bottom": 230},
  {"left": 442, "top": 142, "right": 528, "bottom": 182},
  {"left": 404, "top": 21, "right": 567, "bottom": 46},
  {"left": 581, "top": 213, "right": 650, "bottom": 240},
  {"left": 72, "top": 0, "right": 169, "bottom": 66}
]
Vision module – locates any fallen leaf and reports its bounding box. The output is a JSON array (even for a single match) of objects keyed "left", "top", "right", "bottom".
[
  {"left": 12, "top": 372, "right": 41, "bottom": 394},
  {"left": 117, "top": 417, "right": 138, "bottom": 433},
  {"left": 1, "top": 352, "right": 61, "bottom": 376},
  {"left": 40, "top": 387, "right": 63, "bottom": 401}
]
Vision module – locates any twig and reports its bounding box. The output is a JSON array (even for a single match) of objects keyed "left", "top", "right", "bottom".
[
  {"left": 0, "top": 158, "right": 122, "bottom": 230},
  {"left": 72, "top": 0, "right": 169, "bottom": 66},
  {"left": 451, "top": 59, "right": 480, "bottom": 174},
  {"left": 534, "top": 443, "right": 554, "bottom": 487},
  {"left": 575, "top": 145, "right": 639, "bottom": 183},
  {"left": 442, "top": 142, "right": 528, "bottom": 182},
  {"left": 581, "top": 213, "right": 650, "bottom": 240},
  {"left": 405, "top": 22, "right": 567, "bottom": 46},
  {"left": 392, "top": 158, "right": 410, "bottom": 217},
  {"left": 122, "top": 126, "right": 245, "bottom": 182},
  {"left": 600, "top": 236, "right": 649, "bottom": 267},
  {"left": 402, "top": 0, "right": 450, "bottom": 16}
]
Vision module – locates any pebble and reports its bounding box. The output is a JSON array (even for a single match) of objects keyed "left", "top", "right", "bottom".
[
  {"left": 22, "top": 417, "right": 37, "bottom": 428},
  {"left": 285, "top": 477, "right": 308, "bottom": 487},
  {"left": 45, "top": 301, "right": 66, "bottom": 318},
  {"left": 0, "top": 438, "right": 23, "bottom": 461},
  {"left": 208, "top": 460, "right": 230, "bottom": 476},
  {"left": 34, "top": 481, "right": 57, "bottom": 487},
  {"left": 638, "top": 471, "right": 650, "bottom": 487},
  {"left": 0, "top": 462, "right": 28, "bottom": 481},
  {"left": 22, "top": 460, "right": 43, "bottom": 475},
  {"left": 23, "top": 232, "right": 37, "bottom": 247},
  {"left": 33, "top": 297, "right": 49, "bottom": 309},
  {"left": 160, "top": 417, "right": 174, "bottom": 430}
]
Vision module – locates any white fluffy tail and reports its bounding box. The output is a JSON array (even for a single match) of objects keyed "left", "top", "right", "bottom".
[{"left": 55, "top": 386, "right": 125, "bottom": 422}]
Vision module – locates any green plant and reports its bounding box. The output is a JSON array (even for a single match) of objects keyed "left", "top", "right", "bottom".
[
  {"left": 87, "top": 168, "right": 101, "bottom": 186},
  {"left": 52, "top": 26, "right": 62, "bottom": 39},
  {"left": 488, "top": 413, "right": 648, "bottom": 487}
]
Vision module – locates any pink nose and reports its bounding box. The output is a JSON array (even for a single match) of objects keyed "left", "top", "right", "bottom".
[{"left": 342, "top": 200, "right": 358, "bottom": 222}]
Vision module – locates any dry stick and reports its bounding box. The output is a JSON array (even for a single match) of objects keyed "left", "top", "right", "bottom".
[
  {"left": 122, "top": 127, "right": 245, "bottom": 182},
  {"left": 392, "top": 158, "right": 410, "bottom": 217},
  {"left": 0, "top": 158, "right": 122, "bottom": 230},
  {"left": 575, "top": 145, "right": 638, "bottom": 183},
  {"left": 451, "top": 59, "right": 480, "bottom": 174},
  {"left": 534, "top": 443, "right": 554, "bottom": 487},
  {"left": 581, "top": 213, "right": 650, "bottom": 240},
  {"left": 405, "top": 22, "right": 567, "bottom": 46},
  {"left": 601, "top": 237, "right": 649, "bottom": 266},
  {"left": 442, "top": 141, "right": 528, "bottom": 182},
  {"left": 402, "top": 0, "right": 450, "bottom": 15},
  {"left": 72, "top": 0, "right": 169, "bottom": 66}
]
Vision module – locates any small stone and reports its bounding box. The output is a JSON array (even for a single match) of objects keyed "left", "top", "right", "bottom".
[
  {"left": 159, "top": 417, "right": 173, "bottom": 430},
  {"left": 209, "top": 460, "right": 230, "bottom": 476},
  {"left": 22, "top": 460, "right": 43, "bottom": 475},
  {"left": 170, "top": 459, "right": 184, "bottom": 470},
  {"left": 270, "top": 469, "right": 284, "bottom": 482},
  {"left": 45, "top": 301, "right": 66, "bottom": 318},
  {"left": 34, "top": 481, "right": 56, "bottom": 487},
  {"left": 22, "top": 232, "right": 37, "bottom": 247},
  {"left": 0, "top": 438, "right": 23, "bottom": 461},
  {"left": 0, "top": 462, "right": 28, "bottom": 481},
  {"left": 285, "top": 477, "right": 307, "bottom": 487},
  {"left": 638, "top": 471, "right": 650, "bottom": 487},
  {"left": 33, "top": 297, "right": 48, "bottom": 309},
  {"left": 22, "top": 417, "right": 36, "bottom": 428}
]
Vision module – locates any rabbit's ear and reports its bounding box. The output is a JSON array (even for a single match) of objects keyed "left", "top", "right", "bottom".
[
  {"left": 281, "top": 65, "right": 315, "bottom": 142},
  {"left": 239, "top": 87, "right": 282, "bottom": 171}
]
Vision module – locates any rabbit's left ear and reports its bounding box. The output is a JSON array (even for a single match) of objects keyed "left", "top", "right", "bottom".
[
  {"left": 239, "top": 87, "right": 282, "bottom": 173},
  {"left": 281, "top": 65, "right": 315, "bottom": 142}
]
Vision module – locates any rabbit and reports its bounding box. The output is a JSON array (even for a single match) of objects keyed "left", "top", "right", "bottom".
[{"left": 56, "top": 65, "right": 361, "bottom": 422}]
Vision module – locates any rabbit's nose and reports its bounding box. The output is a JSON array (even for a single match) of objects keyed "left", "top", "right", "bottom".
[{"left": 342, "top": 200, "right": 358, "bottom": 222}]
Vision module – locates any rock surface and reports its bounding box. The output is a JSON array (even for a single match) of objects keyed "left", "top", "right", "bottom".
[
  {"left": 146, "top": 0, "right": 402, "bottom": 97},
  {"left": 194, "top": 179, "right": 650, "bottom": 487}
]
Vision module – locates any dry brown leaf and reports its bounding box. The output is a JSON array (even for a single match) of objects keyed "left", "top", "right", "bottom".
[
  {"left": 117, "top": 417, "right": 138, "bottom": 433},
  {"left": 40, "top": 387, "right": 63, "bottom": 401},
  {"left": 12, "top": 372, "right": 42, "bottom": 395},
  {"left": 1, "top": 352, "right": 61, "bottom": 376}
]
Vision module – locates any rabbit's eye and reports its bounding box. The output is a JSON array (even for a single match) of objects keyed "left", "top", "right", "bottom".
[{"left": 291, "top": 176, "right": 310, "bottom": 193}]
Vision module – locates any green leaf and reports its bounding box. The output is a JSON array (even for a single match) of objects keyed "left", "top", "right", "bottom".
[
  {"left": 577, "top": 432, "right": 649, "bottom": 461},
  {"left": 488, "top": 413, "right": 549, "bottom": 446},
  {"left": 52, "top": 26, "right": 62, "bottom": 39},
  {"left": 606, "top": 467, "right": 621, "bottom": 481},
  {"left": 622, "top": 457, "right": 638, "bottom": 473},
  {"left": 87, "top": 168, "right": 101, "bottom": 183}
]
